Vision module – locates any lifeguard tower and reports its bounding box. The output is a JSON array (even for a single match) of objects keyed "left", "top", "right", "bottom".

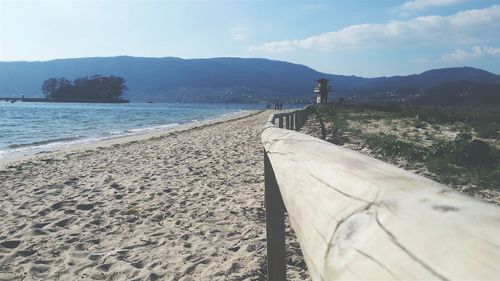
[{"left": 314, "top": 78, "right": 331, "bottom": 104}]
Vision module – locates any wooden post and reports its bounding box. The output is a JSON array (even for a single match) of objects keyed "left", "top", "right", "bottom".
[
  {"left": 264, "top": 151, "right": 286, "bottom": 281},
  {"left": 286, "top": 115, "right": 290, "bottom": 129},
  {"left": 291, "top": 114, "right": 295, "bottom": 130},
  {"left": 278, "top": 117, "right": 283, "bottom": 129},
  {"left": 294, "top": 111, "right": 300, "bottom": 131}
]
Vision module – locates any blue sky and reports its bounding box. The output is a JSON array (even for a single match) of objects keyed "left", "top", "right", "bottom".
[{"left": 1, "top": 0, "right": 499, "bottom": 77}]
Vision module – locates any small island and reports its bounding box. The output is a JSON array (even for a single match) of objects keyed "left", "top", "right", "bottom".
[{"left": 41, "top": 75, "right": 129, "bottom": 103}]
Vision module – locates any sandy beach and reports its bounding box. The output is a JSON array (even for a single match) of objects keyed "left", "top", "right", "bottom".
[{"left": 0, "top": 111, "right": 308, "bottom": 280}]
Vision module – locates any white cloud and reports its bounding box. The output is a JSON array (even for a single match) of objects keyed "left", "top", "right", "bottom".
[
  {"left": 441, "top": 45, "right": 500, "bottom": 61},
  {"left": 483, "top": 46, "right": 500, "bottom": 55},
  {"left": 231, "top": 25, "right": 248, "bottom": 41},
  {"left": 249, "top": 5, "right": 500, "bottom": 53},
  {"left": 409, "top": 58, "right": 430, "bottom": 64},
  {"left": 397, "top": 0, "right": 466, "bottom": 15},
  {"left": 442, "top": 46, "right": 482, "bottom": 61}
]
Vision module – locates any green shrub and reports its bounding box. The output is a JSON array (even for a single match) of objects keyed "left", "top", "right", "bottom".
[
  {"left": 316, "top": 103, "right": 500, "bottom": 190},
  {"left": 450, "top": 132, "right": 492, "bottom": 166},
  {"left": 414, "top": 120, "right": 427, "bottom": 129},
  {"left": 315, "top": 106, "right": 350, "bottom": 133},
  {"left": 491, "top": 164, "right": 500, "bottom": 183},
  {"left": 364, "top": 133, "right": 427, "bottom": 161},
  {"left": 463, "top": 139, "right": 490, "bottom": 165},
  {"left": 430, "top": 139, "right": 451, "bottom": 157},
  {"left": 473, "top": 122, "right": 500, "bottom": 138}
]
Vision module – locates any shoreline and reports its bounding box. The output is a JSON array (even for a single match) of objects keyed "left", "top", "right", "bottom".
[
  {"left": 0, "top": 110, "right": 261, "bottom": 168},
  {"left": 0, "top": 97, "right": 129, "bottom": 103},
  {"left": 0, "top": 110, "right": 309, "bottom": 280}
]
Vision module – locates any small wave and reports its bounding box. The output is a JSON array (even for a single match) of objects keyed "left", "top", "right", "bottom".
[
  {"left": 98, "top": 123, "right": 180, "bottom": 136},
  {"left": 127, "top": 123, "right": 180, "bottom": 133},
  {"left": 101, "top": 131, "right": 126, "bottom": 136},
  {"left": 154, "top": 123, "right": 181, "bottom": 129},
  {"left": 8, "top": 136, "right": 82, "bottom": 149}
]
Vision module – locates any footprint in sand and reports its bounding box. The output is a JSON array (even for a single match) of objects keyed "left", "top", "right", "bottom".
[
  {"left": 149, "top": 272, "right": 162, "bottom": 281},
  {"left": 30, "top": 264, "right": 50, "bottom": 276},
  {"left": 63, "top": 177, "right": 80, "bottom": 186},
  {"left": 76, "top": 203, "right": 95, "bottom": 211},
  {"left": 51, "top": 201, "right": 65, "bottom": 210},
  {"left": 33, "top": 188, "right": 45, "bottom": 195},
  {"left": 97, "top": 263, "right": 112, "bottom": 272},
  {"left": 37, "top": 208, "right": 51, "bottom": 216},
  {"left": 28, "top": 229, "right": 48, "bottom": 236},
  {"left": 31, "top": 222, "right": 51, "bottom": 229},
  {"left": 0, "top": 240, "right": 21, "bottom": 249},
  {"left": 179, "top": 233, "right": 191, "bottom": 241},
  {"left": 89, "top": 219, "right": 102, "bottom": 226},
  {"left": 16, "top": 249, "right": 36, "bottom": 257},
  {"left": 110, "top": 182, "right": 124, "bottom": 191},
  {"left": 54, "top": 217, "right": 75, "bottom": 227},
  {"left": 130, "top": 260, "right": 144, "bottom": 269}
]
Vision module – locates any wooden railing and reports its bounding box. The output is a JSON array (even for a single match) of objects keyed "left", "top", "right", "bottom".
[
  {"left": 262, "top": 106, "right": 500, "bottom": 281},
  {"left": 268, "top": 106, "right": 312, "bottom": 131}
]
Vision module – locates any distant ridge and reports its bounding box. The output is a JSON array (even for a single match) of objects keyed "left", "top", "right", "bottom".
[
  {"left": 413, "top": 81, "right": 500, "bottom": 106},
  {"left": 1, "top": 56, "right": 499, "bottom": 103}
]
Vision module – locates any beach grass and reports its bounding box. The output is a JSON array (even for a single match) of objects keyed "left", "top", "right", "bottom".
[{"left": 315, "top": 103, "right": 500, "bottom": 203}]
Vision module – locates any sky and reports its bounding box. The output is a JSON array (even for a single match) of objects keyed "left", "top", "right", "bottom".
[{"left": 1, "top": 0, "right": 499, "bottom": 77}]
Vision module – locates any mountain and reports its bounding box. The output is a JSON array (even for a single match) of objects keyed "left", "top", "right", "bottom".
[
  {"left": 0, "top": 56, "right": 337, "bottom": 102},
  {"left": 359, "top": 67, "right": 500, "bottom": 90},
  {"left": 0, "top": 56, "right": 499, "bottom": 102},
  {"left": 413, "top": 81, "right": 500, "bottom": 106}
]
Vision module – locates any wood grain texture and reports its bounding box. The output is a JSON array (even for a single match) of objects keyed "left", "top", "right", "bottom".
[{"left": 262, "top": 123, "right": 500, "bottom": 281}]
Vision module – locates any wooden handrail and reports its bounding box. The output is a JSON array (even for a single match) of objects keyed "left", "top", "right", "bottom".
[
  {"left": 266, "top": 105, "right": 312, "bottom": 130},
  {"left": 262, "top": 106, "right": 500, "bottom": 280}
]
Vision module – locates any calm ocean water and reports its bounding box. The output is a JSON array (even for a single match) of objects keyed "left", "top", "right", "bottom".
[{"left": 0, "top": 102, "right": 269, "bottom": 160}]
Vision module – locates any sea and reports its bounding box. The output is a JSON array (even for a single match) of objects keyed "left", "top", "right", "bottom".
[{"left": 0, "top": 102, "right": 275, "bottom": 161}]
